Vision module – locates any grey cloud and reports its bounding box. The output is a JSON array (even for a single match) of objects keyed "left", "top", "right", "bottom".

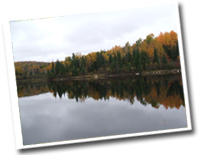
[{"left": 10, "top": 4, "right": 177, "bottom": 62}]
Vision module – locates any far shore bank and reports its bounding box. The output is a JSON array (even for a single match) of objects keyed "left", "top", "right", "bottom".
[{"left": 16, "top": 69, "right": 181, "bottom": 84}]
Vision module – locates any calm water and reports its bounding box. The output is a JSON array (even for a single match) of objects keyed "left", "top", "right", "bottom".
[{"left": 17, "top": 74, "right": 188, "bottom": 145}]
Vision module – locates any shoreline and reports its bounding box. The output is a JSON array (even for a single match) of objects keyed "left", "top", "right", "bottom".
[
  {"left": 16, "top": 69, "right": 181, "bottom": 84},
  {"left": 52, "top": 69, "right": 181, "bottom": 82}
]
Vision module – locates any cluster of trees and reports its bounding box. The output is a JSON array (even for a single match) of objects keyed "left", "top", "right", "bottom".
[
  {"left": 15, "top": 31, "right": 180, "bottom": 78},
  {"left": 15, "top": 61, "right": 49, "bottom": 76},
  {"left": 47, "top": 30, "right": 180, "bottom": 78}
]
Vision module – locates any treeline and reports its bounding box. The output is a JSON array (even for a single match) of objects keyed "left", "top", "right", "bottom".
[
  {"left": 47, "top": 30, "right": 180, "bottom": 78},
  {"left": 15, "top": 61, "right": 50, "bottom": 76},
  {"left": 15, "top": 30, "right": 180, "bottom": 78}
]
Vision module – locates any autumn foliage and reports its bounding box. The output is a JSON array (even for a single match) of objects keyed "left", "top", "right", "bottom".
[
  {"left": 46, "top": 30, "right": 180, "bottom": 78},
  {"left": 15, "top": 30, "right": 180, "bottom": 79},
  {"left": 14, "top": 61, "right": 49, "bottom": 76}
]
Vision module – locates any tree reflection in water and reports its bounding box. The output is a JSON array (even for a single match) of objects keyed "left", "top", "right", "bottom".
[
  {"left": 17, "top": 74, "right": 184, "bottom": 110},
  {"left": 47, "top": 74, "right": 185, "bottom": 109}
]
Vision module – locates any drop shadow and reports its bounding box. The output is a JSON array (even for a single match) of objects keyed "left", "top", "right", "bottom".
[{"left": 178, "top": 3, "right": 194, "bottom": 133}]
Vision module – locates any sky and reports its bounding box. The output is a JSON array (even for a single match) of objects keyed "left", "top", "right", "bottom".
[{"left": 9, "top": 3, "right": 178, "bottom": 62}]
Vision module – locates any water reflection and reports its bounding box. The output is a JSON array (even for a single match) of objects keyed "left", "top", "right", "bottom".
[
  {"left": 18, "top": 74, "right": 184, "bottom": 109},
  {"left": 18, "top": 74, "right": 187, "bottom": 145}
]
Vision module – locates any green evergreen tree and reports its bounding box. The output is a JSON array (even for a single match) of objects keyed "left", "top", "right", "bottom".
[
  {"left": 81, "top": 66, "right": 86, "bottom": 75},
  {"left": 51, "top": 62, "right": 55, "bottom": 74},
  {"left": 171, "top": 46, "right": 176, "bottom": 61},
  {"left": 172, "top": 44, "right": 179, "bottom": 61},
  {"left": 59, "top": 63, "right": 65, "bottom": 75},
  {"left": 96, "top": 52, "right": 105, "bottom": 70},
  {"left": 141, "top": 50, "right": 150, "bottom": 67},
  {"left": 153, "top": 49, "right": 159, "bottom": 64},
  {"left": 109, "top": 62, "right": 114, "bottom": 73},
  {"left": 109, "top": 54, "right": 113, "bottom": 64},
  {"left": 132, "top": 49, "right": 136, "bottom": 62},
  {"left": 65, "top": 64, "right": 69, "bottom": 74},
  {"left": 162, "top": 53, "right": 168, "bottom": 64},
  {"left": 81, "top": 56, "right": 86, "bottom": 67},
  {"left": 128, "top": 63, "right": 131, "bottom": 71},
  {"left": 117, "top": 51, "right": 122, "bottom": 69},
  {"left": 72, "top": 66, "right": 78, "bottom": 76},
  {"left": 71, "top": 53, "right": 79, "bottom": 69},
  {"left": 138, "top": 54, "right": 142, "bottom": 73},
  {"left": 55, "top": 60, "right": 61, "bottom": 75},
  {"left": 133, "top": 49, "right": 139, "bottom": 67},
  {"left": 72, "top": 53, "right": 75, "bottom": 60},
  {"left": 125, "top": 52, "right": 131, "bottom": 64}
]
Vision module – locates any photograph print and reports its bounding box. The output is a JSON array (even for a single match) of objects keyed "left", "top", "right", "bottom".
[{"left": 7, "top": 3, "right": 191, "bottom": 149}]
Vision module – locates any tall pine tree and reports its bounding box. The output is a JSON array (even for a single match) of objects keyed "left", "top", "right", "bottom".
[
  {"left": 162, "top": 53, "right": 168, "bottom": 64},
  {"left": 153, "top": 49, "right": 159, "bottom": 64}
]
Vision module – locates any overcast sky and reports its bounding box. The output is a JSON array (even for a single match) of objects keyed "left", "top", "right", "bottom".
[{"left": 9, "top": 3, "right": 178, "bottom": 62}]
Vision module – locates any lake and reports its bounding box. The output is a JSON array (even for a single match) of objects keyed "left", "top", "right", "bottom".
[{"left": 17, "top": 74, "right": 188, "bottom": 145}]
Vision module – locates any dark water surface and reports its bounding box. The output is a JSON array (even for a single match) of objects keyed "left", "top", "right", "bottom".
[{"left": 18, "top": 74, "right": 188, "bottom": 145}]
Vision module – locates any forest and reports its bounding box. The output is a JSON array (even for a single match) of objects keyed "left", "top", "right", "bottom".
[{"left": 15, "top": 30, "right": 180, "bottom": 81}]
